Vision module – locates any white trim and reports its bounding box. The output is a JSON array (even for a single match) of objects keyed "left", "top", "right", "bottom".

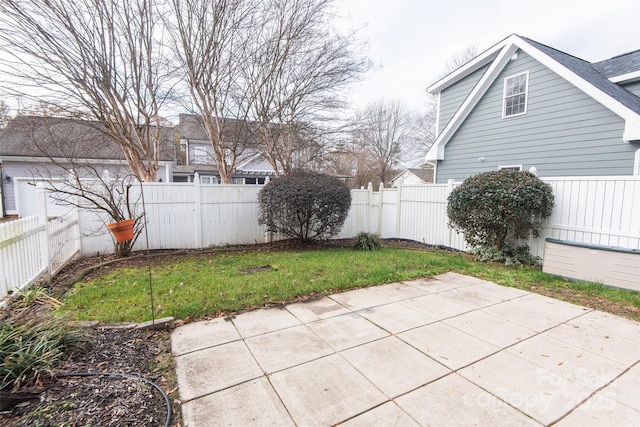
[
  {"left": 634, "top": 148, "right": 640, "bottom": 176},
  {"left": 502, "top": 71, "right": 529, "bottom": 118},
  {"left": 425, "top": 42, "right": 519, "bottom": 161},
  {"left": 0, "top": 155, "right": 130, "bottom": 165},
  {"left": 435, "top": 93, "right": 441, "bottom": 137},
  {"left": 609, "top": 70, "right": 640, "bottom": 84},
  {"left": 427, "top": 36, "right": 507, "bottom": 93},
  {"left": 498, "top": 165, "right": 523, "bottom": 171}
]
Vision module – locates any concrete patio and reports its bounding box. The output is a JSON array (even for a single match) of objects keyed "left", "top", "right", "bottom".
[{"left": 171, "top": 272, "right": 640, "bottom": 426}]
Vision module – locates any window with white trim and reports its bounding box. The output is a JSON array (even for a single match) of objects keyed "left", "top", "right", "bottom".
[
  {"left": 191, "top": 146, "right": 209, "bottom": 164},
  {"left": 498, "top": 165, "right": 522, "bottom": 171},
  {"left": 503, "top": 72, "right": 529, "bottom": 117}
]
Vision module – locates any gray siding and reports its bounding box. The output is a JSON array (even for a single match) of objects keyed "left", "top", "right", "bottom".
[
  {"left": 1, "top": 159, "right": 170, "bottom": 213},
  {"left": 436, "top": 51, "right": 640, "bottom": 183},
  {"left": 622, "top": 81, "right": 640, "bottom": 97},
  {"left": 438, "top": 65, "right": 489, "bottom": 131}
]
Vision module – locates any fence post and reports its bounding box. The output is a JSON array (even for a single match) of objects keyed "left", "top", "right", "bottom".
[
  {"left": 395, "top": 183, "right": 402, "bottom": 237},
  {"left": 194, "top": 173, "right": 202, "bottom": 248},
  {"left": 446, "top": 179, "right": 455, "bottom": 248},
  {"left": 36, "top": 183, "right": 52, "bottom": 279},
  {"left": 378, "top": 182, "right": 384, "bottom": 236},
  {"left": 367, "top": 182, "right": 373, "bottom": 233}
]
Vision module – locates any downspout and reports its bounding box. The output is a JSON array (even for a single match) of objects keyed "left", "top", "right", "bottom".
[{"left": 425, "top": 160, "right": 437, "bottom": 184}]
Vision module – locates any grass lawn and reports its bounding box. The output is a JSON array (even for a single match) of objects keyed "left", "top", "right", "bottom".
[{"left": 58, "top": 247, "right": 640, "bottom": 323}]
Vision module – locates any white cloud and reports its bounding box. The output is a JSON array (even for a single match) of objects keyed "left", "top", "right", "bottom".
[{"left": 340, "top": 0, "right": 640, "bottom": 112}]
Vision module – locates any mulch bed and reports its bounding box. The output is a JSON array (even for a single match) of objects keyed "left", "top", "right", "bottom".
[
  {"left": 0, "top": 325, "right": 178, "bottom": 427},
  {"left": 0, "top": 250, "right": 181, "bottom": 426}
]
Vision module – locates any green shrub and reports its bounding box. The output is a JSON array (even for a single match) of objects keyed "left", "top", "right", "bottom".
[
  {"left": 447, "top": 170, "right": 554, "bottom": 262},
  {"left": 353, "top": 232, "right": 382, "bottom": 251},
  {"left": 470, "top": 244, "right": 539, "bottom": 265},
  {"left": 258, "top": 170, "right": 351, "bottom": 242},
  {"left": 0, "top": 317, "right": 90, "bottom": 391}
]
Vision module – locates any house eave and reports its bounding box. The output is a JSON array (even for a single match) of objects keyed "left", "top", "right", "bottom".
[{"left": 609, "top": 70, "right": 640, "bottom": 84}]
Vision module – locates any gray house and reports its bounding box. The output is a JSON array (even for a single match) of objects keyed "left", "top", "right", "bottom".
[
  {"left": 174, "top": 114, "right": 276, "bottom": 184},
  {"left": 425, "top": 34, "right": 640, "bottom": 183},
  {"left": 0, "top": 115, "right": 176, "bottom": 216}
]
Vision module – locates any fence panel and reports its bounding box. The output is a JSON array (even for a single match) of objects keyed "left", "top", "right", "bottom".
[
  {"left": 0, "top": 216, "right": 44, "bottom": 298},
  {"left": 338, "top": 188, "right": 373, "bottom": 238},
  {"left": 48, "top": 215, "right": 81, "bottom": 275},
  {"left": 200, "top": 184, "right": 266, "bottom": 246},
  {"left": 528, "top": 177, "right": 640, "bottom": 259}
]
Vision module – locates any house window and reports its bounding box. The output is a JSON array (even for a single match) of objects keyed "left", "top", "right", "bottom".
[
  {"left": 503, "top": 72, "right": 529, "bottom": 117},
  {"left": 199, "top": 175, "right": 218, "bottom": 184},
  {"left": 498, "top": 165, "right": 523, "bottom": 171},
  {"left": 191, "top": 146, "right": 209, "bottom": 164},
  {"left": 244, "top": 177, "right": 266, "bottom": 185}
]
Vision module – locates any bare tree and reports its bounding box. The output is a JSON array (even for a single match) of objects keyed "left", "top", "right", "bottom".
[
  {"left": 322, "top": 146, "right": 379, "bottom": 189},
  {"left": 2, "top": 116, "right": 152, "bottom": 256},
  {"left": 0, "top": 0, "right": 176, "bottom": 182},
  {"left": 352, "top": 99, "right": 414, "bottom": 185},
  {"left": 167, "top": 0, "right": 259, "bottom": 183},
  {"left": 439, "top": 45, "right": 480, "bottom": 78},
  {"left": 0, "top": 100, "right": 10, "bottom": 129},
  {"left": 243, "top": 0, "right": 370, "bottom": 176},
  {"left": 402, "top": 99, "right": 437, "bottom": 162}
]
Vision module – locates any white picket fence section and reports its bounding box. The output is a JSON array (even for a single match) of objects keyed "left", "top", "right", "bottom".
[
  {"left": 0, "top": 184, "right": 81, "bottom": 301},
  {"left": 2, "top": 175, "right": 638, "bottom": 300}
]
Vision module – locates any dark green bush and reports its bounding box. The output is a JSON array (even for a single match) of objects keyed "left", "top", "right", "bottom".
[
  {"left": 353, "top": 232, "right": 381, "bottom": 251},
  {"left": 258, "top": 170, "right": 351, "bottom": 242},
  {"left": 447, "top": 170, "right": 554, "bottom": 261}
]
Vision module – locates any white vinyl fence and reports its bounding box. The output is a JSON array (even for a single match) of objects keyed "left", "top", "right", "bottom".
[
  {"left": 2, "top": 175, "right": 638, "bottom": 300},
  {"left": 0, "top": 184, "right": 80, "bottom": 301}
]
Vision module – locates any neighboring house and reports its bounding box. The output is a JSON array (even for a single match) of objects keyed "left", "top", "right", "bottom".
[
  {"left": 426, "top": 34, "right": 640, "bottom": 183},
  {"left": 390, "top": 166, "right": 435, "bottom": 187},
  {"left": 174, "top": 114, "right": 276, "bottom": 184},
  {"left": 0, "top": 115, "right": 176, "bottom": 216}
]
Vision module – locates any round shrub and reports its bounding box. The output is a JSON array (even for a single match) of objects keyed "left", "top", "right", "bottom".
[
  {"left": 258, "top": 170, "right": 351, "bottom": 242},
  {"left": 353, "top": 232, "right": 382, "bottom": 251},
  {"left": 447, "top": 170, "right": 554, "bottom": 255}
]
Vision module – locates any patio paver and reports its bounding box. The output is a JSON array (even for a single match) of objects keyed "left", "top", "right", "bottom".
[
  {"left": 340, "top": 401, "right": 420, "bottom": 426},
  {"left": 171, "top": 273, "right": 640, "bottom": 426},
  {"left": 395, "top": 373, "right": 542, "bottom": 426},
  {"left": 340, "top": 336, "right": 449, "bottom": 397},
  {"left": 171, "top": 317, "right": 240, "bottom": 356},
  {"left": 399, "top": 322, "right": 500, "bottom": 370},
  {"left": 230, "top": 306, "right": 301, "bottom": 337},
  {"left": 305, "top": 312, "right": 389, "bottom": 351},
  {"left": 269, "top": 354, "right": 387, "bottom": 426},
  {"left": 181, "top": 378, "right": 294, "bottom": 427},
  {"left": 244, "top": 324, "right": 333, "bottom": 373},
  {"left": 458, "top": 350, "right": 593, "bottom": 425}
]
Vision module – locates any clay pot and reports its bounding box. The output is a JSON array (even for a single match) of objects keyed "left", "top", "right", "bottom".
[{"left": 107, "top": 218, "right": 135, "bottom": 242}]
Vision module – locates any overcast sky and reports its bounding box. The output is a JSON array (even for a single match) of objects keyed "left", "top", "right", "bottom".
[{"left": 338, "top": 0, "right": 640, "bottom": 112}]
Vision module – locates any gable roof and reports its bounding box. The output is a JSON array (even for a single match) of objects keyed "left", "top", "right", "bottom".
[
  {"left": 425, "top": 34, "right": 640, "bottom": 161},
  {"left": 390, "top": 167, "right": 434, "bottom": 185},
  {"left": 176, "top": 114, "right": 261, "bottom": 148},
  {"left": 0, "top": 115, "right": 176, "bottom": 161}
]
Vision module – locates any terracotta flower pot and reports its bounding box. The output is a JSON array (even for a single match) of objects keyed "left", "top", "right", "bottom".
[{"left": 107, "top": 218, "right": 135, "bottom": 243}]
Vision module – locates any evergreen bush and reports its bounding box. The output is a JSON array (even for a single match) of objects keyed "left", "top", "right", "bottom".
[
  {"left": 447, "top": 170, "right": 554, "bottom": 263},
  {"left": 258, "top": 170, "right": 351, "bottom": 242}
]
